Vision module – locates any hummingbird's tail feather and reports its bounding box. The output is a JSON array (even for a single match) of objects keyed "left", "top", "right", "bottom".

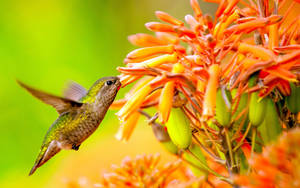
[{"left": 29, "top": 141, "right": 61, "bottom": 176}]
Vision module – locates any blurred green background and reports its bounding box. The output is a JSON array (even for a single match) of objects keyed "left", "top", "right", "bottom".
[{"left": 0, "top": 0, "right": 216, "bottom": 187}]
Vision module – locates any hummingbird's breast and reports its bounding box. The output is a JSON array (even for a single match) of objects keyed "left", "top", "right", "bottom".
[{"left": 59, "top": 104, "right": 109, "bottom": 148}]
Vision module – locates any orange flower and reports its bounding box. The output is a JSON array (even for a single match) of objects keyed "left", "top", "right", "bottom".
[
  {"left": 116, "top": 77, "right": 155, "bottom": 121},
  {"left": 158, "top": 63, "right": 185, "bottom": 123},
  {"left": 115, "top": 111, "right": 140, "bottom": 142},
  {"left": 66, "top": 154, "right": 205, "bottom": 188},
  {"left": 202, "top": 64, "right": 220, "bottom": 120}
]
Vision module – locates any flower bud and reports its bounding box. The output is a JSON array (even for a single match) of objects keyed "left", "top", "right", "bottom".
[
  {"left": 215, "top": 87, "right": 232, "bottom": 127},
  {"left": 166, "top": 108, "right": 192, "bottom": 149}
]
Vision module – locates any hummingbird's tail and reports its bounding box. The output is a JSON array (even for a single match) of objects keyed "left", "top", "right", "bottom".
[{"left": 29, "top": 141, "right": 61, "bottom": 176}]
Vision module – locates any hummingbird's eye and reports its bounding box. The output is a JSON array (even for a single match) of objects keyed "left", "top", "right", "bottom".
[{"left": 106, "top": 80, "right": 114, "bottom": 86}]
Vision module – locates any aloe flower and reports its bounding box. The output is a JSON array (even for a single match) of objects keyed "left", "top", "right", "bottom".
[{"left": 105, "top": 0, "right": 300, "bottom": 186}]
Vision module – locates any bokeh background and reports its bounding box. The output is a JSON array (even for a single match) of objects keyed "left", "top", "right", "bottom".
[{"left": 0, "top": 0, "right": 217, "bottom": 187}]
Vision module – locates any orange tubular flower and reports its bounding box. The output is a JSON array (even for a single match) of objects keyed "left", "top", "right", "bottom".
[
  {"left": 214, "top": 9, "right": 240, "bottom": 39},
  {"left": 269, "top": 23, "right": 279, "bottom": 50},
  {"left": 130, "top": 53, "right": 178, "bottom": 68},
  {"left": 115, "top": 111, "right": 140, "bottom": 141},
  {"left": 158, "top": 81, "right": 175, "bottom": 123},
  {"left": 238, "top": 43, "right": 276, "bottom": 61},
  {"left": 128, "top": 33, "right": 167, "bottom": 47},
  {"left": 126, "top": 45, "right": 174, "bottom": 60},
  {"left": 155, "top": 11, "right": 184, "bottom": 26},
  {"left": 145, "top": 22, "right": 176, "bottom": 33},
  {"left": 190, "top": 0, "right": 203, "bottom": 18},
  {"left": 202, "top": 64, "right": 220, "bottom": 120},
  {"left": 158, "top": 63, "right": 185, "bottom": 123},
  {"left": 223, "top": 0, "right": 239, "bottom": 15},
  {"left": 116, "top": 79, "right": 154, "bottom": 121}
]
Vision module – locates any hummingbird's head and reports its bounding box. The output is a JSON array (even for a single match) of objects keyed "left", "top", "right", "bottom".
[{"left": 84, "top": 76, "right": 121, "bottom": 104}]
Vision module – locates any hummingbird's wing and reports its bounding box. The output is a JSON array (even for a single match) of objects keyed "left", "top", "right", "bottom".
[
  {"left": 18, "top": 80, "right": 83, "bottom": 114},
  {"left": 63, "top": 81, "right": 87, "bottom": 101}
]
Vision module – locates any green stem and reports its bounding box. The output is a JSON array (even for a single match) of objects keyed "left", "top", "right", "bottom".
[
  {"left": 184, "top": 149, "right": 232, "bottom": 184},
  {"left": 193, "top": 134, "right": 226, "bottom": 164},
  {"left": 251, "top": 127, "right": 257, "bottom": 158},
  {"left": 201, "top": 120, "right": 221, "bottom": 153},
  {"left": 224, "top": 128, "right": 235, "bottom": 171},
  {"left": 249, "top": 127, "right": 257, "bottom": 172}
]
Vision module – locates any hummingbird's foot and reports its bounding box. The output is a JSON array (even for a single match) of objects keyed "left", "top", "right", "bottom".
[{"left": 72, "top": 144, "right": 80, "bottom": 151}]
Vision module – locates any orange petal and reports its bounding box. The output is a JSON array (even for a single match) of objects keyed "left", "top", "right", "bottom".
[
  {"left": 131, "top": 53, "right": 178, "bottom": 68},
  {"left": 142, "top": 88, "right": 161, "bottom": 106},
  {"left": 117, "top": 66, "right": 157, "bottom": 76},
  {"left": 190, "top": 0, "right": 203, "bottom": 18},
  {"left": 145, "top": 22, "right": 175, "bottom": 33},
  {"left": 277, "top": 50, "right": 300, "bottom": 64},
  {"left": 115, "top": 111, "right": 140, "bottom": 141},
  {"left": 126, "top": 45, "right": 174, "bottom": 60},
  {"left": 226, "top": 15, "right": 282, "bottom": 34},
  {"left": 120, "top": 75, "right": 142, "bottom": 87},
  {"left": 265, "top": 67, "right": 297, "bottom": 82},
  {"left": 274, "top": 45, "right": 300, "bottom": 53},
  {"left": 226, "top": 19, "right": 266, "bottom": 34},
  {"left": 202, "top": 64, "right": 220, "bottom": 120},
  {"left": 126, "top": 77, "right": 154, "bottom": 98},
  {"left": 241, "top": 57, "right": 260, "bottom": 70},
  {"left": 116, "top": 82, "right": 153, "bottom": 121},
  {"left": 175, "top": 27, "right": 196, "bottom": 38},
  {"left": 158, "top": 63, "right": 185, "bottom": 123},
  {"left": 192, "top": 67, "right": 209, "bottom": 79},
  {"left": 236, "top": 17, "right": 257, "bottom": 24},
  {"left": 268, "top": 23, "right": 279, "bottom": 49},
  {"left": 155, "top": 32, "right": 179, "bottom": 45},
  {"left": 128, "top": 33, "right": 167, "bottom": 47},
  {"left": 223, "top": 0, "right": 239, "bottom": 15},
  {"left": 197, "top": 80, "right": 206, "bottom": 93},
  {"left": 216, "top": 9, "right": 240, "bottom": 39},
  {"left": 110, "top": 99, "right": 127, "bottom": 110},
  {"left": 158, "top": 81, "right": 175, "bottom": 123},
  {"left": 124, "top": 54, "right": 161, "bottom": 64},
  {"left": 155, "top": 11, "right": 184, "bottom": 26},
  {"left": 238, "top": 43, "right": 275, "bottom": 61},
  {"left": 216, "top": 0, "right": 227, "bottom": 17}
]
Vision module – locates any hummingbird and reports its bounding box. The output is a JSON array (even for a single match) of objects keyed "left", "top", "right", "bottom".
[{"left": 18, "top": 77, "right": 121, "bottom": 175}]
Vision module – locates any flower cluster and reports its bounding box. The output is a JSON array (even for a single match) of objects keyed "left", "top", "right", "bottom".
[
  {"left": 113, "top": 0, "right": 299, "bottom": 141},
  {"left": 109, "top": 0, "right": 299, "bottom": 186},
  {"left": 66, "top": 154, "right": 203, "bottom": 188}
]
